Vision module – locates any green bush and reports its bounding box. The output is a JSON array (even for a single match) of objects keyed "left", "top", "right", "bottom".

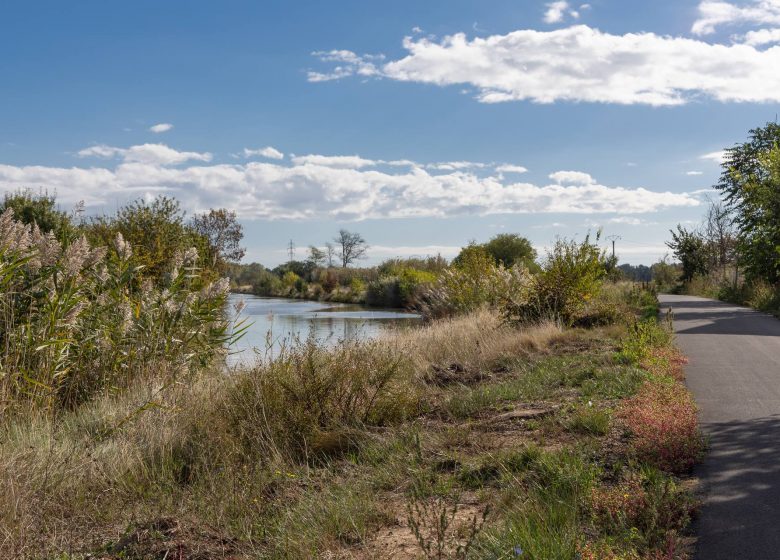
[
  {"left": 0, "top": 209, "right": 236, "bottom": 413},
  {"left": 503, "top": 235, "right": 607, "bottom": 326},
  {"left": 421, "top": 247, "right": 529, "bottom": 319}
]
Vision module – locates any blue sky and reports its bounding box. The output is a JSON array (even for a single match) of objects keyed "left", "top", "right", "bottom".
[{"left": 1, "top": 0, "right": 779, "bottom": 266}]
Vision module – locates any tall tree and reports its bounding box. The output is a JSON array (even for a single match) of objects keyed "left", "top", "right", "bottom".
[
  {"left": 667, "top": 225, "right": 709, "bottom": 282},
  {"left": 190, "top": 208, "right": 245, "bottom": 272},
  {"left": 334, "top": 229, "right": 368, "bottom": 268},
  {"left": 716, "top": 122, "right": 780, "bottom": 283},
  {"left": 307, "top": 245, "right": 326, "bottom": 267}
]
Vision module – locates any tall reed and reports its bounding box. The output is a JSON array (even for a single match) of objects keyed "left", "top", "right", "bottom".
[{"left": 0, "top": 209, "right": 238, "bottom": 414}]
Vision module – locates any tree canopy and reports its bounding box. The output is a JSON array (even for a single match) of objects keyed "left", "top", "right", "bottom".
[{"left": 716, "top": 122, "right": 780, "bottom": 283}]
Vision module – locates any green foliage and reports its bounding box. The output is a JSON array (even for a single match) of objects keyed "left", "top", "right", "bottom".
[
  {"left": 189, "top": 208, "right": 245, "bottom": 272},
  {"left": 378, "top": 255, "right": 448, "bottom": 275},
  {"left": 421, "top": 246, "right": 526, "bottom": 319},
  {"left": 0, "top": 189, "right": 74, "bottom": 240},
  {"left": 0, "top": 210, "right": 236, "bottom": 413},
  {"left": 85, "top": 196, "right": 207, "bottom": 282},
  {"left": 716, "top": 122, "right": 780, "bottom": 283},
  {"left": 503, "top": 235, "right": 607, "bottom": 326},
  {"left": 666, "top": 225, "right": 709, "bottom": 282},
  {"left": 454, "top": 234, "right": 538, "bottom": 270}
]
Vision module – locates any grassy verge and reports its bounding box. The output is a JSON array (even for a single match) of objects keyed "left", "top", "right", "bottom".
[{"left": 0, "top": 286, "right": 703, "bottom": 559}]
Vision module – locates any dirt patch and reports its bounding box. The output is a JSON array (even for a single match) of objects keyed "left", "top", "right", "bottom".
[
  {"left": 427, "top": 362, "right": 490, "bottom": 386},
  {"left": 96, "top": 517, "right": 245, "bottom": 560},
  {"left": 355, "top": 495, "right": 486, "bottom": 560}
]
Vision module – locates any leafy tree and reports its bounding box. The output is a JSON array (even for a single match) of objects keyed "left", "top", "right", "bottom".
[
  {"left": 0, "top": 189, "right": 74, "bottom": 240},
  {"left": 334, "top": 229, "right": 368, "bottom": 268},
  {"left": 666, "top": 225, "right": 709, "bottom": 282},
  {"left": 454, "top": 234, "right": 538, "bottom": 271},
  {"left": 307, "top": 245, "right": 327, "bottom": 267},
  {"left": 482, "top": 233, "right": 537, "bottom": 268},
  {"left": 716, "top": 122, "right": 780, "bottom": 283},
  {"left": 190, "top": 208, "right": 245, "bottom": 272},
  {"left": 85, "top": 196, "right": 204, "bottom": 280}
]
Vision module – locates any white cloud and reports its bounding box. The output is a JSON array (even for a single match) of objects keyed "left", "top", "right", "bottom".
[
  {"left": 427, "top": 161, "right": 487, "bottom": 171},
  {"left": 496, "top": 164, "right": 529, "bottom": 174},
  {"left": 290, "top": 154, "right": 378, "bottom": 169},
  {"left": 701, "top": 150, "right": 727, "bottom": 163},
  {"left": 692, "top": 0, "right": 780, "bottom": 35},
  {"left": 686, "top": 170, "right": 704, "bottom": 175},
  {"left": 544, "top": 1, "right": 570, "bottom": 23},
  {"left": 549, "top": 170, "right": 596, "bottom": 185},
  {"left": 77, "top": 143, "right": 212, "bottom": 166},
  {"left": 243, "top": 146, "right": 285, "bottom": 160},
  {"left": 149, "top": 123, "right": 174, "bottom": 133},
  {"left": 742, "top": 27, "right": 780, "bottom": 45},
  {"left": 307, "top": 50, "right": 384, "bottom": 82},
  {"left": 0, "top": 144, "right": 700, "bottom": 221},
  {"left": 310, "top": 25, "right": 780, "bottom": 106}
]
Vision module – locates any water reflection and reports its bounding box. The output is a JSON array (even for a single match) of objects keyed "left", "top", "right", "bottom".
[{"left": 227, "top": 294, "right": 421, "bottom": 366}]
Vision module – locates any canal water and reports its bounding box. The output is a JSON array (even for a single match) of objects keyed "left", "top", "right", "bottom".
[{"left": 227, "top": 293, "right": 421, "bottom": 366}]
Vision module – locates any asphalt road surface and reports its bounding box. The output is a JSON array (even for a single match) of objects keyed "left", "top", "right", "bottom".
[{"left": 658, "top": 294, "right": 780, "bottom": 560}]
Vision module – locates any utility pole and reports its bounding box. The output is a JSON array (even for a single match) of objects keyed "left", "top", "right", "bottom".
[
  {"left": 606, "top": 235, "right": 621, "bottom": 259},
  {"left": 287, "top": 239, "right": 295, "bottom": 264}
]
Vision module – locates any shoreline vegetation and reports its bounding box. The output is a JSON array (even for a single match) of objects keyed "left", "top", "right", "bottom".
[{"left": 0, "top": 197, "right": 704, "bottom": 559}]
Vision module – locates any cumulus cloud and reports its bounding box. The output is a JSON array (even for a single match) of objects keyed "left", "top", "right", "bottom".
[
  {"left": 77, "top": 143, "right": 212, "bottom": 166},
  {"left": 427, "top": 161, "right": 487, "bottom": 171},
  {"left": 742, "top": 27, "right": 780, "bottom": 45},
  {"left": 692, "top": 0, "right": 780, "bottom": 35},
  {"left": 496, "top": 164, "right": 529, "bottom": 174},
  {"left": 542, "top": 0, "right": 590, "bottom": 23},
  {"left": 0, "top": 144, "right": 700, "bottom": 221},
  {"left": 549, "top": 170, "right": 596, "bottom": 185},
  {"left": 290, "top": 154, "right": 378, "bottom": 169},
  {"left": 244, "top": 146, "right": 285, "bottom": 160},
  {"left": 149, "top": 123, "right": 174, "bottom": 133},
  {"left": 309, "top": 25, "right": 780, "bottom": 106}
]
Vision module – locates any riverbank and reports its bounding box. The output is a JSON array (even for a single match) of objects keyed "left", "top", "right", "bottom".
[{"left": 1, "top": 285, "right": 703, "bottom": 559}]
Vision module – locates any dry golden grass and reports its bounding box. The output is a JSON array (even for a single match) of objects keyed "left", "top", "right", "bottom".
[
  {"left": 0, "top": 309, "right": 643, "bottom": 558},
  {"left": 386, "top": 308, "right": 565, "bottom": 375}
]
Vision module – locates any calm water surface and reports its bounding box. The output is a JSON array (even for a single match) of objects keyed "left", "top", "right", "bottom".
[{"left": 227, "top": 293, "right": 421, "bottom": 366}]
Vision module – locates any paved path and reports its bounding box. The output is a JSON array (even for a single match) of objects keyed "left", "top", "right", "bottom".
[{"left": 658, "top": 294, "right": 780, "bottom": 560}]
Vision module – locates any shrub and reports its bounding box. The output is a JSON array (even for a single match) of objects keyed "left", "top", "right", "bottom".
[
  {"left": 282, "top": 270, "right": 301, "bottom": 289},
  {"left": 502, "top": 235, "right": 607, "bottom": 326},
  {"left": 619, "top": 379, "right": 703, "bottom": 474},
  {"left": 0, "top": 209, "right": 235, "bottom": 413},
  {"left": 397, "top": 268, "right": 437, "bottom": 307},
  {"left": 421, "top": 248, "right": 530, "bottom": 319},
  {"left": 366, "top": 276, "right": 402, "bottom": 307},
  {"left": 223, "top": 337, "right": 420, "bottom": 461}
]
